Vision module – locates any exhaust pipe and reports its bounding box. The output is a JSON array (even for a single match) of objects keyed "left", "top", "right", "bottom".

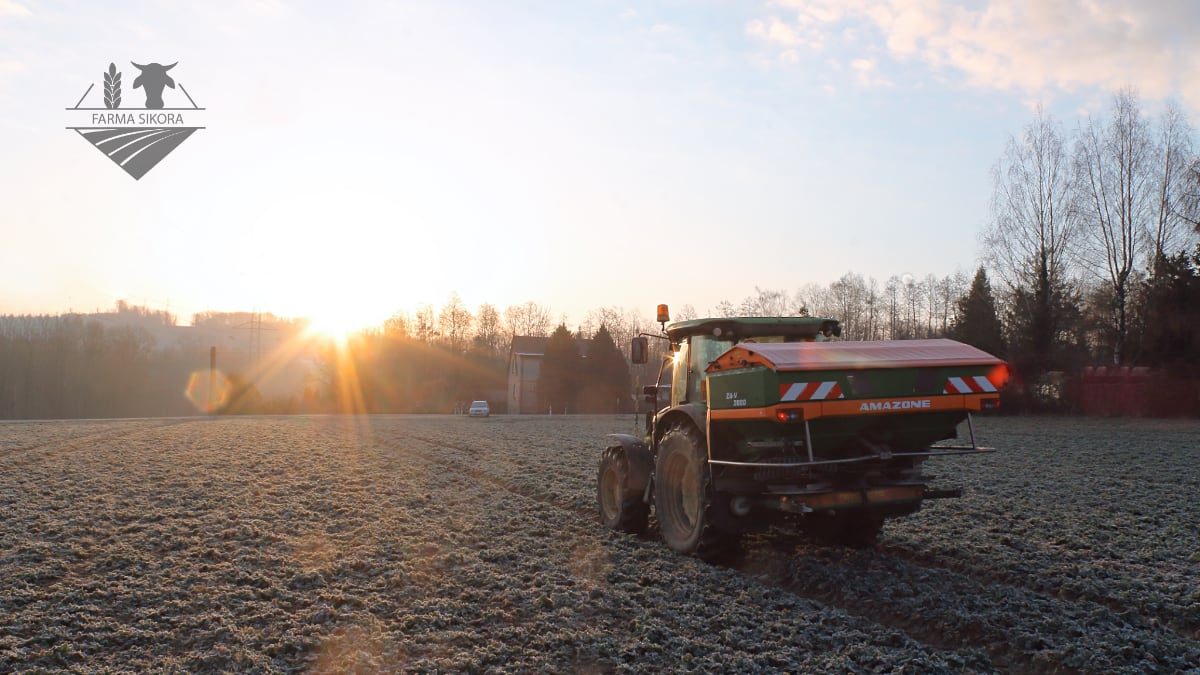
[
  {"left": 730, "top": 496, "right": 752, "bottom": 517},
  {"left": 923, "top": 487, "right": 963, "bottom": 499}
]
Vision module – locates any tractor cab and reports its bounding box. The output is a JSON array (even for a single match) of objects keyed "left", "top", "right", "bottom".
[{"left": 631, "top": 309, "right": 842, "bottom": 426}]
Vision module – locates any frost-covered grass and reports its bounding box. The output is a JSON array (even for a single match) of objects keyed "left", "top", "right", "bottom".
[{"left": 1, "top": 415, "right": 1197, "bottom": 672}]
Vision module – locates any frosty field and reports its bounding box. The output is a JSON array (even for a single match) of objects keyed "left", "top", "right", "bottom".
[{"left": 1, "top": 415, "right": 1198, "bottom": 672}]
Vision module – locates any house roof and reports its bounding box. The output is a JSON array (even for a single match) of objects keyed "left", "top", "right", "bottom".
[{"left": 510, "top": 336, "right": 550, "bottom": 356}]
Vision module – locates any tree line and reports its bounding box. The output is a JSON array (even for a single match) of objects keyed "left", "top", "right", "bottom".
[
  {"left": 2, "top": 282, "right": 980, "bottom": 419},
  {"left": 2, "top": 243, "right": 1195, "bottom": 420},
  {"left": 0, "top": 312, "right": 203, "bottom": 419},
  {"left": 978, "top": 90, "right": 1200, "bottom": 406},
  {"left": 0, "top": 304, "right": 313, "bottom": 419}
]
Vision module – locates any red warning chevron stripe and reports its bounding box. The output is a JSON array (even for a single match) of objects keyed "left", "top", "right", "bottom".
[
  {"left": 779, "top": 381, "right": 844, "bottom": 401},
  {"left": 943, "top": 376, "right": 998, "bottom": 394}
]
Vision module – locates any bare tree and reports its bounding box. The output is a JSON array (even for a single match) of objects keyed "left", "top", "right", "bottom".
[
  {"left": 863, "top": 277, "right": 882, "bottom": 340},
  {"left": 582, "top": 305, "right": 640, "bottom": 355},
  {"left": 986, "top": 106, "right": 1078, "bottom": 293},
  {"left": 473, "top": 303, "right": 503, "bottom": 354},
  {"left": 1151, "top": 102, "right": 1197, "bottom": 259},
  {"left": 413, "top": 305, "right": 436, "bottom": 343},
  {"left": 738, "top": 287, "right": 792, "bottom": 316},
  {"left": 712, "top": 300, "right": 737, "bottom": 318},
  {"left": 883, "top": 276, "right": 902, "bottom": 339},
  {"left": 902, "top": 276, "right": 922, "bottom": 338},
  {"left": 984, "top": 106, "right": 1079, "bottom": 373},
  {"left": 383, "top": 311, "right": 410, "bottom": 338},
  {"left": 1180, "top": 157, "right": 1200, "bottom": 233},
  {"left": 673, "top": 304, "right": 699, "bottom": 321},
  {"left": 794, "top": 282, "right": 830, "bottom": 318},
  {"left": 922, "top": 274, "right": 940, "bottom": 337},
  {"left": 582, "top": 306, "right": 624, "bottom": 337},
  {"left": 623, "top": 306, "right": 650, "bottom": 340},
  {"left": 937, "top": 271, "right": 969, "bottom": 336},
  {"left": 828, "top": 272, "right": 868, "bottom": 340},
  {"left": 1075, "top": 90, "right": 1153, "bottom": 363},
  {"left": 503, "top": 301, "right": 552, "bottom": 339},
  {"left": 437, "top": 293, "right": 473, "bottom": 352}
]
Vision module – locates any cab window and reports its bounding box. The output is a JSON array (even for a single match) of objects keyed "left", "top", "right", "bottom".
[
  {"left": 686, "top": 335, "right": 734, "bottom": 403},
  {"left": 671, "top": 342, "right": 689, "bottom": 406}
]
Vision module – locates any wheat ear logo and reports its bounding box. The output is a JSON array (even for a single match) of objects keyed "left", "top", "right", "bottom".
[
  {"left": 66, "top": 60, "right": 205, "bottom": 180},
  {"left": 103, "top": 63, "right": 121, "bottom": 108}
]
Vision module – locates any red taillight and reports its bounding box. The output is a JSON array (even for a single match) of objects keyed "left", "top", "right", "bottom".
[
  {"left": 775, "top": 408, "right": 804, "bottom": 423},
  {"left": 987, "top": 364, "right": 1010, "bottom": 389}
]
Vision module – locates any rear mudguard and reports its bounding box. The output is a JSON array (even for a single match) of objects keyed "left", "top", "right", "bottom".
[
  {"left": 653, "top": 403, "right": 708, "bottom": 447},
  {"left": 604, "top": 434, "right": 655, "bottom": 504}
]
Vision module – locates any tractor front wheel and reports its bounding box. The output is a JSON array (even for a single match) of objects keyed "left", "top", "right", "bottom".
[
  {"left": 597, "top": 446, "right": 649, "bottom": 534},
  {"left": 654, "top": 423, "right": 736, "bottom": 561}
]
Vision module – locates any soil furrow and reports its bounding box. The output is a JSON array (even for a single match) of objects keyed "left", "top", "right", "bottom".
[
  {"left": 397, "top": 433, "right": 1012, "bottom": 666},
  {"left": 398, "top": 426, "right": 1200, "bottom": 673},
  {"left": 0, "top": 419, "right": 193, "bottom": 462},
  {"left": 0, "top": 424, "right": 145, "bottom": 458},
  {"left": 876, "top": 541, "right": 1200, "bottom": 641},
  {"left": 426, "top": 417, "right": 1200, "bottom": 648},
  {"left": 4, "top": 415, "right": 1197, "bottom": 672},
  {"left": 366, "top": 426, "right": 990, "bottom": 671},
  {"left": 400, "top": 433, "right": 597, "bottom": 520}
]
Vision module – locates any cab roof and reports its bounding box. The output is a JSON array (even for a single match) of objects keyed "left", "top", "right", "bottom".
[{"left": 665, "top": 316, "right": 841, "bottom": 342}]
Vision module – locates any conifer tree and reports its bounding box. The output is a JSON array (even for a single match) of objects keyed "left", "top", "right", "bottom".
[
  {"left": 1137, "top": 249, "right": 1200, "bottom": 370},
  {"left": 1004, "top": 265, "right": 1083, "bottom": 378},
  {"left": 539, "top": 324, "right": 581, "bottom": 413},
  {"left": 580, "top": 325, "right": 632, "bottom": 412},
  {"left": 951, "top": 268, "right": 1006, "bottom": 357}
]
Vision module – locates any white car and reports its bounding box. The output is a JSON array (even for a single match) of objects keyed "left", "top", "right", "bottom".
[{"left": 468, "top": 400, "right": 490, "bottom": 417}]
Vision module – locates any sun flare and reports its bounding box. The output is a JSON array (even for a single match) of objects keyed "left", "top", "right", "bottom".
[
  {"left": 306, "top": 317, "right": 354, "bottom": 344},
  {"left": 305, "top": 306, "right": 378, "bottom": 345}
]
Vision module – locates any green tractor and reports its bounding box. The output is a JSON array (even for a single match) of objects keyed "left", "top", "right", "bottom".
[{"left": 597, "top": 305, "right": 1007, "bottom": 559}]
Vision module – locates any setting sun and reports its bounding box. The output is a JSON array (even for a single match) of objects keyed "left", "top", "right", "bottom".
[
  {"left": 305, "top": 310, "right": 374, "bottom": 344},
  {"left": 300, "top": 294, "right": 385, "bottom": 344}
]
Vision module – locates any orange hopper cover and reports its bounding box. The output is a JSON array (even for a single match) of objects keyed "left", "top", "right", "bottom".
[{"left": 707, "top": 338, "right": 1003, "bottom": 373}]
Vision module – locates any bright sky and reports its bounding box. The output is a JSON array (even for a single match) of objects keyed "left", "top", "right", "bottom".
[{"left": 2, "top": 1, "right": 1198, "bottom": 331}]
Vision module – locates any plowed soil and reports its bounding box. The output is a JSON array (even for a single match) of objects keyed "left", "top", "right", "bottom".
[{"left": 1, "top": 415, "right": 1198, "bottom": 672}]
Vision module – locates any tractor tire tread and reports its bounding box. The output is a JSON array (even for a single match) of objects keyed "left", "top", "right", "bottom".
[
  {"left": 598, "top": 446, "right": 650, "bottom": 535},
  {"left": 656, "top": 422, "right": 737, "bottom": 562}
]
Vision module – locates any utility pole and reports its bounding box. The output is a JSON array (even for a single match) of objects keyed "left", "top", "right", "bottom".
[
  {"left": 234, "top": 311, "right": 278, "bottom": 367},
  {"left": 209, "top": 346, "right": 217, "bottom": 414}
]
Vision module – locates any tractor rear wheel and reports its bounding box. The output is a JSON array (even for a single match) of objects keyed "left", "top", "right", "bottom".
[
  {"left": 597, "top": 446, "right": 649, "bottom": 534},
  {"left": 654, "top": 423, "right": 736, "bottom": 561}
]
